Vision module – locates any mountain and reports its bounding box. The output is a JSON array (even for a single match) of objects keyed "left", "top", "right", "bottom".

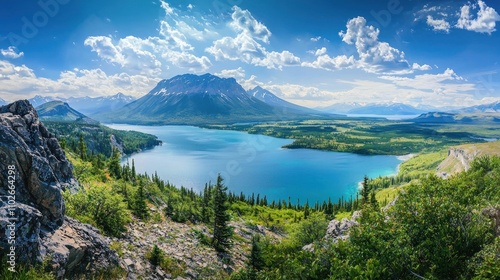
[
  {"left": 98, "top": 73, "right": 324, "bottom": 125},
  {"left": 347, "top": 103, "right": 426, "bottom": 115},
  {"left": 29, "top": 95, "right": 60, "bottom": 107},
  {"left": 27, "top": 93, "right": 136, "bottom": 115},
  {"left": 67, "top": 92, "right": 136, "bottom": 115},
  {"left": 247, "top": 86, "right": 322, "bottom": 115},
  {"left": 0, "top": 97, "right": 6, "bottom": 106},
  {"left": 36, "top": 101, "right": 99, "bottom": 124},
  {"left": 319, "top": 102, "right": 366, "bottom": 114},
  {"left": 453, "top": 101, "right": 500, "bottom": 114},
  {"left": 411, "top": 111, "right": 500, "bottom": 124}
]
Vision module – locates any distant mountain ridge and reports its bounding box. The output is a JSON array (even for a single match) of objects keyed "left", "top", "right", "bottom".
[
  {"left": 96, "top": 73, "right": 330, "bottom": 125},
  {"left": 28, "top": 93, "right": 136, "bottom": 115},
  {"left": 247, "top": 86, "right": 321, "bottom": 115},
  {"left": 320, "top": 102, "right": 427, "bottom": 115},
  {"left": 452, "top": 101, "right": 500, "bottom": 114},
  {"left": 347, "top": 103, "right": 426, "bottom": 115},
  {"left": 36, "top": 101, "right": 99, "bottom": 124}
]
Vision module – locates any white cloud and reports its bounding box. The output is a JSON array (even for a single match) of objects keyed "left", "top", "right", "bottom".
[
  {"left": 215, "top": 67, "right": 246, "bottom": 79},
  {"left": 412, "top": 63, "right": 432, "bottom": 71},
  {"left": 310, "top": 36, "right": 321, "bottom": 42},
  {"left": 187, "top": 4, "right": 193, "bottom": 9},
  {"left": 159, "top": 21, "right": 193, "bottom": 51},
  {"left": 229, "top": 6, "right": 271, "bottom": 44},
  {"left": 206, "top": 6, "right": 300, "bottom": 70},
  {"left": 1, "top": 46, "right": 24, "bottom": 59},
  {"left": 302, "top": 54, "right": 355, "bottom": 71},
  {"left": 379, "top": 68, "right": 475, "bottom": 95},
  {"left": 0, "top": 60, "right": 159, "bottom": 101},
  {"left": 314, "top": 47, "right": 327, "bottom": 56},
  {"left": 426, "top": 15, "right": 451, "bottom": 33},
  {"left": 456, "top": 0, "right": 500, "bottom": 34},
  {"left": 85, "top": 3, "right": 214, "bottom": 74},
  {"left": 338, "top": 17, "right": 412, "bottom": 74},
  {"left": 160, "top": 0, "right": 174, "bottom": 15}
]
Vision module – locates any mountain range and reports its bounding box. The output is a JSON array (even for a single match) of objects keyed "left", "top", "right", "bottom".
[
  {"left": 95, "top": 73, "right": 330, "bottom": 124},
  {"left": 451, "top": 101, "right": 500, "bottom": 114},
  {"left": 320, "top": 102, "right": 428, "bottom": 115},
  {"left": 35, "top": 101, "right": 99, "bottom": 124},
  {"left": 28, "top": 93, "right": 136, "bottom": 115}
]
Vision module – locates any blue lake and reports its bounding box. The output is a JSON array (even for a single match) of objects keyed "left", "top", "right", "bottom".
[{"left": 107, "top": 124, "right": 403, "bottom": 204}]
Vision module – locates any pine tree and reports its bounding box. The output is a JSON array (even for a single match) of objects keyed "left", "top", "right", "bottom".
[
  {"left": 247, "top": 234, "right": 265, "bottom": 279},
  {"left": 134, "top": 184, "right": 150, "bottom": 219},
  {"left": 361, "top": 175, "right": 370, "bottom": 204},
  {"left": 212, "top": 175, "right": 232, "bottom": 253},
  {"left": 78, "top": 133, "right": 87, "bottom": 160},
  {"left": 304, "top": 200, "right": 310, "bottom": 219},
  {"left": 109, "top": 147, "right": 121, "bottom": 179}
]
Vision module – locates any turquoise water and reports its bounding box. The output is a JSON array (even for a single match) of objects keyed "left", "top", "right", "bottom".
[{"left": 107, "top": 124, "right": 403, "bottom": 204}]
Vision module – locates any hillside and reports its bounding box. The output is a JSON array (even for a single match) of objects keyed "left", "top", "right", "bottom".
[
  {"left": 436, "top": 140, "right": 500, "bottom": 178},
  {"left": 36, "top": 101, "right": 99, "bottom": 124}
]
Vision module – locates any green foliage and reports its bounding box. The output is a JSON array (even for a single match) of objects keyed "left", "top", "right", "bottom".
[
  {"left": 0, "top": 259, "right": 54, "bottom": 280},
  {"left": 468, "top": 236, "right": 500, "bottom": 279},
  {"left": 247, "top": 156, "right": 500, "bottom": 280},
  {"left": 212, "top": 175, "right": 233, "bottom": 253},
  {"left": 43, "top": 121, "right": 160, "bottom": 157},
  {"left": 133, "top": 184, "right": 150, "bottom": 219},
  {"left": 63, "top": 184, "right": 131, "bottom": 237},
  {"left": 108, "top": 148, "right": 122, "bottom": 179},
  {"left": 145, "top": 245, "right": 186, "bottom": 277},
  {"left": 290, "top": 213, "right": 328, "bottom": 247},
  {"left": 192, "top": 229, "right": 212, "bottom": 246}
]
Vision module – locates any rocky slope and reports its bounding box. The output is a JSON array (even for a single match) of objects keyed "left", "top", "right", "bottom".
[
  {"left": 436, "top": 140, "right": 500, "bottom": 178},
  {"left": 0, "top": 100, "right": 121, "bottom": 278}
]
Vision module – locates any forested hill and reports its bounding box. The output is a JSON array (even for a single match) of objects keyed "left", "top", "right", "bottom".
[{"left": 42, "top": 121, "right": 161, "bottom": 157}]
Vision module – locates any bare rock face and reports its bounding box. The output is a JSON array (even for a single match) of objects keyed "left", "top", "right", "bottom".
[
  {"left": 0, "top": 100, "right": 121, "bottom": 278},
  {"left": 0, "top": 100, "right": 77, "bottom": 228},
  {"left": 324, "top": 211, "right": 360, "bottom": 243}
]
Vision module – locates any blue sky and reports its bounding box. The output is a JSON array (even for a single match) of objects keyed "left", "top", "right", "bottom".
[{"left": 1, "top": 0, "right": 499, "bottom": 108}]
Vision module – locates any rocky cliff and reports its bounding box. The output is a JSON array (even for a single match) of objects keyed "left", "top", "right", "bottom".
[
  {"left": 436, "top": 141, "right": 500, "bottom": 178},
  {"left": 0, "top": 100, "right": 121, "bottom": 278}
]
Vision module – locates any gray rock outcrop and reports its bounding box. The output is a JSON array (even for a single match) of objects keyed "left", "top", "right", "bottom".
[
  {"left": 324, "top": 211, "right": 360, "bottom": 243},
  {"left": 0, "top": 100, "right": 121, "bottom": 278}
]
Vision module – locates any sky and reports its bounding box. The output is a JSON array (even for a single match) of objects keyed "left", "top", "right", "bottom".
[{"left": 1, "top": 0, "right": 500, "bottom": 109}]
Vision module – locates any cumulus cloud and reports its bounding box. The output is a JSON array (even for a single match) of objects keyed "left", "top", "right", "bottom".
[
  {"left": 206, "top": 6, "right": 300, "bottom": 70},
  {"left": 379, "top": 68, "right": 475, "bottom": 95},
  {"left": 412, "top": 63, "right": 432, "bottom": 71},
  {"left": 310, "top": 36, "right": 322, "bottom": 42},
  {"left": 1, "top": 46, "right": 24, "bottom": 59},
  {"left": 426, "top": 15, "right": 451, "bottom": 32},
  {"left": 215, "top": 67, "right": 246, "bottom": 79},
  {"left": 338, "top": 17, "right": 412, "bottom": 74},
  {"left": 229, "top": 6, "right": 271, "bottom": 43},
  {"left": 85, "top": 2, "right": 213, "bottom": 74},
  {"left": 302, "top": 54, "right": 355, "bottom": 71},
  {"left": 0, "top": 60, "right": 159, "bottom": 100},
  {"left": 456, "top": 0, "right": 500, "bottom": 34}
]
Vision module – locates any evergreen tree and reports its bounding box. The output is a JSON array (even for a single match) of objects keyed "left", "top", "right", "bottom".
[
  {"left": 78, "top": 133, "right": 87, "bottom": 160},
  {"left": 134, "top": 184, "right": 150, "bottom": 219},
  {"left": 304, "top": 200, "right": 310, "bottom": 219},
  {"left": 131, "top": 159, "right": 136, "bottom": 179},
  {"left": 361, "top": 175, "right": 370, "bottom": 204},
  {"left": 109, "top": 147, "right": 121, "bottom": 179},
  {"left": 246, "top": 234, "right": 265, "bottom": 279},
  {"left": 212, "top": 175, "right": 233, "bottom": 253}
]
